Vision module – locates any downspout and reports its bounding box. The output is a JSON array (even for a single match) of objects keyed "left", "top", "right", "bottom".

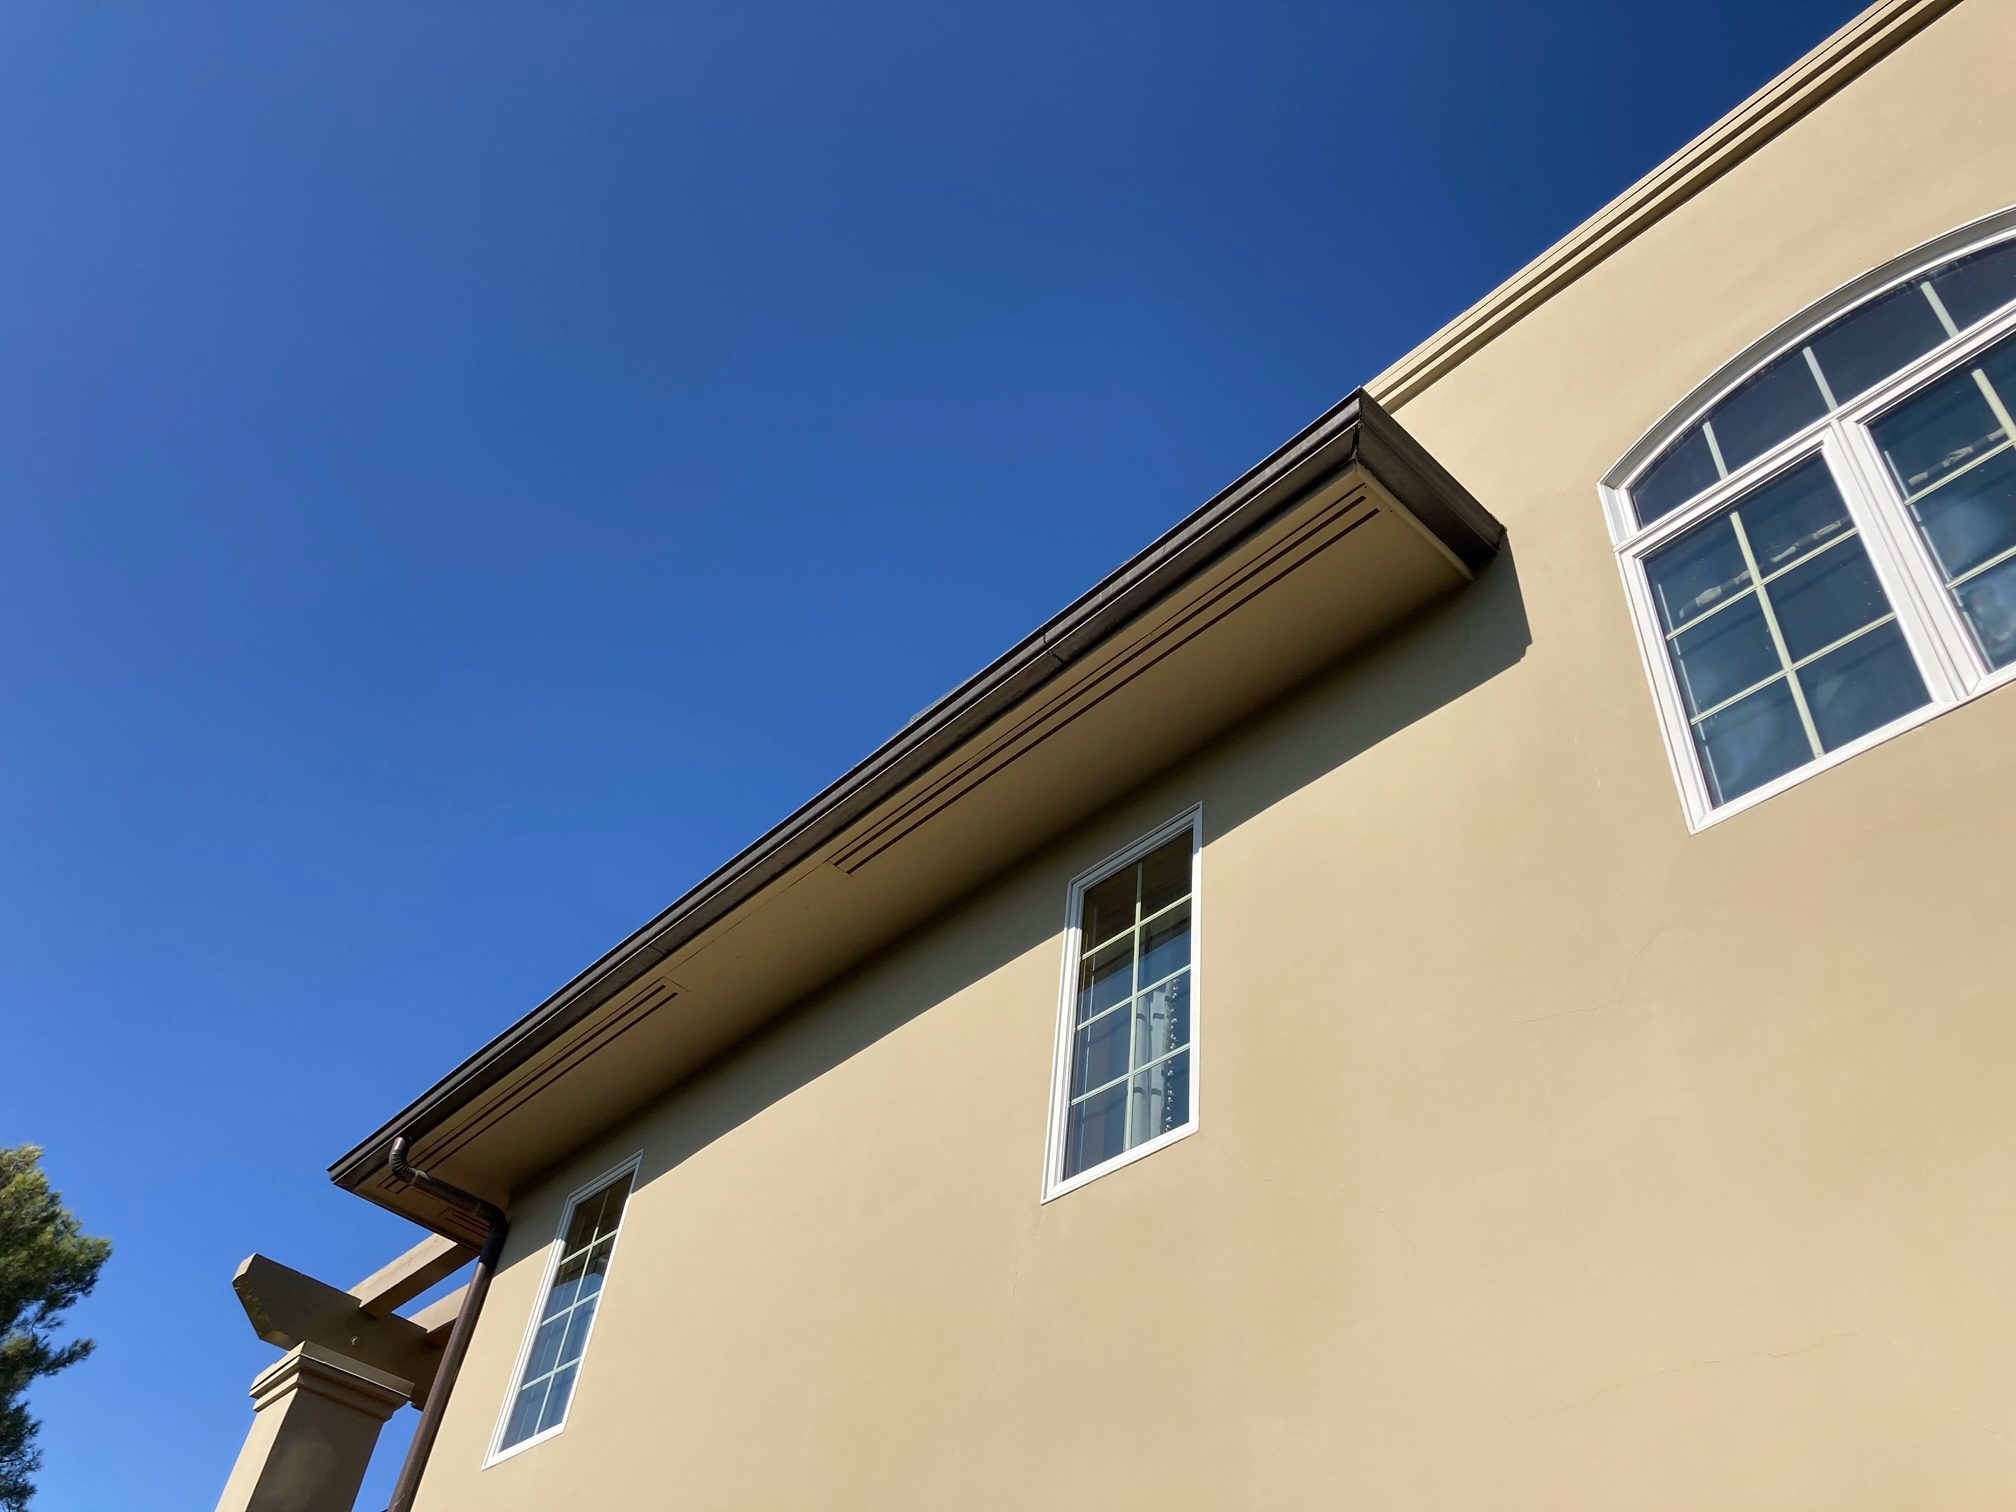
[{"left": 384, "top": 1137, "right": 508, "bottom": 1512}]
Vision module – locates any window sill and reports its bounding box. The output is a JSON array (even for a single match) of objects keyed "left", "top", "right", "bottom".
[{"left": 1040, "top": 1119, "right": 1198, "bottom": 1204}]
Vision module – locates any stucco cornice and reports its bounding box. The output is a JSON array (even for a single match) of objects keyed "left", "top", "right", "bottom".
[{"left": 1367, "top": 0, "right": 1967, "bottom": 411}]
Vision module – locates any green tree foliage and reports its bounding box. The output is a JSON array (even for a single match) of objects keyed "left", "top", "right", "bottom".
[{"left": 0, "top": 1147, "right": 110, "bottom": 1512}]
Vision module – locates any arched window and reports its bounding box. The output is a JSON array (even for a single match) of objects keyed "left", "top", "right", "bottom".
[{"left": 1602, "top": 210, "right": 2016, "bottom": 827}]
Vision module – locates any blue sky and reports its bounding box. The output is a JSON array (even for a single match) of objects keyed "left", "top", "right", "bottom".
[{"left": 0, "top": 2, "right": 1861, "bottom": 1506}]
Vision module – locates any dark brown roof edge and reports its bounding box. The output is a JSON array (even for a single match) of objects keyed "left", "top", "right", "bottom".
[{"left": 328, "top": 389, "right": 1502, "bottom": 1193}]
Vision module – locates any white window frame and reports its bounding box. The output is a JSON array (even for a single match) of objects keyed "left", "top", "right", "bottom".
[
  {"left": 483, "top": 1151, "right": 643, "bottom": 1468},
  {"left": 1602, "top": 206, "right": 2016, "bottom": 831},
  {"left": 1040, "top": 807, "right": 1202, "bottom": 1203}
]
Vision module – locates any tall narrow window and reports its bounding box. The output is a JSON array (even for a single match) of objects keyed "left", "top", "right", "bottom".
[
  {"left": 1604, "top": 214, "right": 2016, "bottom": 827},
  {"left": 1045, "top": 812, "right": 1199, "bottom": 1198},
  {"left": 491, "top": 1161, "right": 636, "bottom": 1460}
]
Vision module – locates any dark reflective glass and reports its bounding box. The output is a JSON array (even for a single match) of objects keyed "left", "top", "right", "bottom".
[
  {"left": 1076, "top": 937, "right": 1132, "bottom": 1024},
  {"left": 1768, "top": 542, "right": 1891, "bottom": 663},
  {"left": 1909, "top": 447, "right": 2016, "bottom": 583},
  {"left": 543, "top": 1251, "right": 587, "bottom": 1320},
  {"left": 1634, "top": 425, "right": 1721, "bottom": 525},
  {"left": 1798, "top": 622, "right": 1928, "bottom": 749},
  {"left": 559, "top": 1195, "right": 603, "bottom": 1254},
  {"left": 1955, "top": 556, "right": 2016, "bottom": 668},
  {"left": 1078, "top": 869, "right": 1135, "bottom": 948},
  {"left": 1929, "top": 241, "right": 2016, "bottom": 330},
  {"left": 1071, "top": 1008, "right": 1131, "bottom": 1097},
  {"left": 1710, "top": 350, "right": 1827, "bottom": 472},
  {"left": 558, "top": 1296, "right": 599, "bottom": 1367},
  {"left": 1133, "top": 978, "right": 1190, "bottom": 1067},
  {"left": 594, "top": 1175, "right": 632, "bottom": 1236},
  {"left": 1063, "top": 1083, "right": 1128, "bottom": 1178},
  {"left": 1734, "top": 458, "right": 1852, "bottom": 573},
  {"left": 1807, "top": 283, "right": 1945, "bottom": 401},
  {"left": 1668, "top": 595, "right": 1780, "bottom": 715},
  {"left": 1693, "top": 680, "right": 1809, "bottom": 805},
  {"left": 574, "top": 1238, "right": 614, "bottom": 1306},
  {"left": 1129, "top": 1051, "right": 1191, "bottom": 1145},
  {"left": 503, "top": 1382, "right": 547, "bottom": 1447},
  {"left": 523, "top": 1313, "right": 568, "bottom": 1380},
  {"left": 1137, "top": 834, "right": 1191, "bottom": 916},
  {"left": 1645, "top": 513, "right": 1748, "bottom": 631},
  {"left": 1872, "top": 360, "right": 2008, "bottom": 498},
  {"left": 1140, "top": 903, "right": 1190, "bottom": 986},
  {"left": 1984, "top": 337, "right": 2016, "bottom": 416},
  {"left": 535, "top": 1365, "right": 579, "bottom": 1434}
]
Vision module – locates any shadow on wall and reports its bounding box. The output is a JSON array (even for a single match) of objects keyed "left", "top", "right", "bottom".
[{"left": 597, "top": 542, "right": 1531, "bottom": 1200}]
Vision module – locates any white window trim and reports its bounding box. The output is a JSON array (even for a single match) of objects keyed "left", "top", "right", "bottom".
[
  {"left": 1601, "top": 207, "right": 2016, "bottom": 831},
  {"left": 1040, "top": 807, "right": 1202, "bottom": 1204},
  {"left": 482, "top": 1151, "right": 643, "bottom": 1469}
]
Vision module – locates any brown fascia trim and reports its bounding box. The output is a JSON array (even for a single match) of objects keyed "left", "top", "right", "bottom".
[{"left": 328, "top": 390, "right": 1502, "bottom": 1194}]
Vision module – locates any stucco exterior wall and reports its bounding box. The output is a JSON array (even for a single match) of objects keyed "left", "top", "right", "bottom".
[{"left": 413, "top": 2, "right": 2016, "bottom": 1505}]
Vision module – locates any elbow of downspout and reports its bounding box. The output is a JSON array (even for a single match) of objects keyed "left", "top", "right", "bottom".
[{"left": 384, "top": 1137, "right": 508, "bottom": 1512}]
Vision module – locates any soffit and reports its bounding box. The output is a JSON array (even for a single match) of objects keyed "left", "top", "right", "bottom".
[{"left": 334, "top": 393, "right": 1502, "bottom": 1230}]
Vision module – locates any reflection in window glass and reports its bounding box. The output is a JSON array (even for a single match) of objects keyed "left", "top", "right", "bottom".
[
  {"left": 1058, "top": 827, "right": 1195, "bottom": 1183},
  {"left": 1710, "top": 351, "right": 1828, "bottom": 473},
  {"left": 1806, "top": 283, "right": 1945, "bottom": 402},
  {"left": 1870, "top": 330, "right": 2016, "bottom": 668},
  {"left": 1628, "top": 235, "right": 2016, "bottom": 530},
  {"left": 1929, "top": 240, "right": 2016, "bottom": 331},
  {"left": 1644, "top": 460, "right": 1930, "bottom": 804},
  {"left": 1635, "top": 425, "right": 1722, "bottom": 526}
]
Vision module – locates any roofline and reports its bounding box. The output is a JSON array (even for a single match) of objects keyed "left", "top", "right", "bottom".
[
  {"left": 328, "top": 389, "right": 1500, "bottom": 1193},
  {"left": 1366, "top": 0, "right": 1964, "bottom": 411}
]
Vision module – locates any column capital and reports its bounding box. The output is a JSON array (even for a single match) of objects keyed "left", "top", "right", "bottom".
[{"left": 248, "top": 1342, "right": 413, "bottom": 1422}]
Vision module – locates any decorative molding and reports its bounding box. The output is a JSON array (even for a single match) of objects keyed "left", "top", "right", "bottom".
[
  {"left": 831, "top": 490, "right": 1378, "bottom": 874},
  {"left": 1367, "top": 0, "right": 1967, "bottom": 410},
  {"left": 248, "top": 1343, "right": 412, "bottom": 1421}
]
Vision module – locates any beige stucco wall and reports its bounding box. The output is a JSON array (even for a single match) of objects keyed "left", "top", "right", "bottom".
[{"left": 413, "top": 2, "right": 2016, "bottom": 1506}]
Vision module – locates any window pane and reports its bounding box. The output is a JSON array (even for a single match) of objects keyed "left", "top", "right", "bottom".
[
  {"left": 559, "top": 1195, "right": 604, "bottom": 1256},
  {"left": 573, "top": 1236, "right": 615, "bottom": 1308},
  {"left": 503, "top": 1381, "right": 548, "bottom": 1448},
  {"left": 1137, "top": 834, "right": 1191, "bottom": 916},
  {"left": 1645, "top": 513, "right": 1749, "bottom": 631},
  {"left": 1767, "top": 541, "right": 1891, "bottom": 663},
  {"left": 1954, "top": 555, "right": 2016, "bottom": 668},
  {"left": 1129, "top": 1051, "right": 1192, "bottom": 1145},
  {"left": 1736, "top": 457, "right": 1853, "bottom": 572},
  {"left": 1929, "top": 240, "right": 2016, "bottom": 330},
  {"left": 1709, "top": 350, "right": 1827, "bottom": 472},
  {"left": 522, "top": 1313, "right": 568, "bottom": 1382},
  {"left": 1133, "top": 976, "right": 1190, "bottom": 1068},
  {"left": 1139, "top": 902, "right": 1190, "bottom": 986},
  {"left": 1907, "top": 446, "right": 2016, "bottom": 583},
  {"left": 592, "top": 1175, "right": 632, "bottom": 1238},
  {"left": 1667, "top": 595, "right": 1780, "bottom": 715},
  {"left": 1692, "top": 680, "right": 1810, "bottom": 805},
  {"left": 1872, "top": 356, "right": 2009, "bottom": 499},
  {"left": 558, "top": 1295, "right": 599, "bottom": 1368},
  {"left": 1071, "top": 1008, "right": 1131, "bottom": 1098},
  {"left": 1633, "top": 424, "right": 1720, "bottom": 525},
  {"left": 535, "top": 1364, "right": 580, "bottom": 1435},
  {"left": 1797, "top": 622, "right": 1929, "bottom": 749},
  {"left": 1076, "top": 937, "right": 1133, "bottom": 1023},
  {"left": 541, "top": 1249, "right": 588, "bottom": 1321},
  {"left": 1078, "top": 870, "right": 1135, "bottom": 948},
  {"left": 1063, "top": 1082, "right": 1128, "bottom": 1179},
  {"left": 1806, "top": 283, "right": 1945, "bottom": 401}
]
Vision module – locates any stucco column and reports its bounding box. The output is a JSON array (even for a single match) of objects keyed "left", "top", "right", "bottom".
[{"left": 214, "top": 1343, "right": 413, "bottom": 1512}]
